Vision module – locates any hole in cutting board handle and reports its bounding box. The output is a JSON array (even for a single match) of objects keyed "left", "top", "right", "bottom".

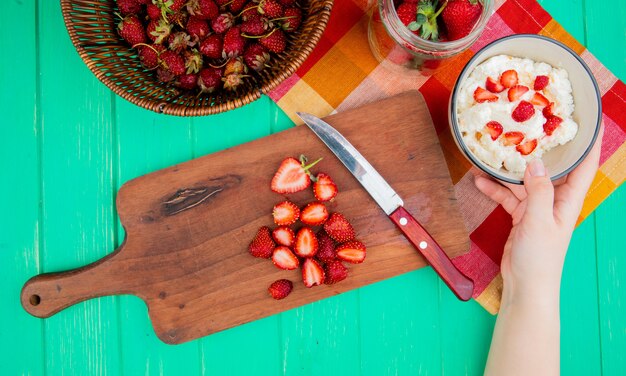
[{"left": 29, "top": 294, "right": 41, "bottom": 306}]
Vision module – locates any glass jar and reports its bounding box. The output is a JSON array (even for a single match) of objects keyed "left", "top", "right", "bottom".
[{"left": 368, "top": 0, "right": 494, "bottom": 73}]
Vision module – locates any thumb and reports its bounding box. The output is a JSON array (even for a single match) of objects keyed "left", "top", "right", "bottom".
[{"left": 523, "top": 159, "right": 554, "bottom": 220}]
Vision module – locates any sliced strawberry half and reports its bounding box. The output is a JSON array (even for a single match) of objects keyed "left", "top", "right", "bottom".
[
  {"left": 302, "top": 258, "right": 325, "bottom": 287},
  {"left": 315, "top": 230, "right": 337, "bottom": 263},
  {"left": 533, "top": 75, "right": 549, "bottom": 90},
  {"left": 507, "top": 85, "right": 529, "bottom": 102},
  {"left": 336, "top": 240, "right": 366, "bottom": 264},
  {"left": 474, "top": 87, "right": 498, "bottom": 103},
  {"left": 500, "top": 69, "right": 518, "bottom": 88},
  {"left": 294, "top": 227, "right": 318, "bottom": 257},
  {"left": 272, "top": 226, "right": 295, "bottom": 247},
  {"left": 313, "top": 173, "right": 338, "bottom": 202},
  {"left": 249, "top": 226, "right": 275, "bottom": 258},
  {"left": 300, "top": 202, "right": 329, "bottom": 226},
  {"left": 270, "top": 156, "right": 322, "bottom": 194},
  {"left": 512, "top": 100, "right": 535, "bottom": 122},
  {"left": 268, "top": 279, "right": 293, "bottom": 300},
  {"left": 485, "top": 121, "right": 503, "bottom": 140},
  {"left": 543, "top": 116, "right": 563, "bottom": 136},
  {"left": 503, "top": 131, "right": 525, "bottom": 146},
  {"left": 543, "top": 102, "right": 555, "bottom": 118},
  {"left": 485, "top": 77, "right": 505, "bottom": 93},
  {"left": 323, "top": 213, "right": 355, "bottom": 243},
  {"left": 272, "top": 246, "right": 300, "bottom": 270},
  {"left": 516, "top": 139, "right": 538, "bottom": 155},
  {"left": 324, "top": 260, "right": 348, "bottom": 285},
  {"left": 530, "top": 92, "right": 550, "bottom": 107},
  {"left": 273, "top": 201, "right": 300, "bottom": 226}
]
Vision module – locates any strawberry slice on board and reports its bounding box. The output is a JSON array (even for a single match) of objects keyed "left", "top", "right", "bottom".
[
  {"left": 324, "top": 260, "right": 348, "bottom": 285},
  {"left": 294, "top": 227, "right": 318, "bottom": 257},
  {"left": 530, "top": 92, "right": 550, "bottom": 107},
  {"left": 502, "top": 131, "right": 525, "bottom": 146},
  {"left": 543, "top": 116, "right": 563, "bottom": 136},
  {"left": 485, "top": 121, "right": 503, "bottom": 140},
  {"left": 507, "top": 85, "right": 529, "bottom": 102},
  {"left": 516, "top": 139, "right": 538, "bottom": 155},
  {"left": 485, "top": 77, "right": 505, "bottom": 93},
  {"left": 272, "top": 226, "right": 295, "bottom": 247},
  {"left": 272, "top": 246, "right": 300, "bottom": 270},
  {"left": 272, "top": 201, "right": 300, "bottom": 226},
  {"left": 300, "top": 202, "right": 329, "bottom": 226},
  {"left": 336, "top": 240, "right": 367, "bottom": 264},
  {"left": 268, "top": 279, "right": 293, "bottom": 300},
  {"left": 270, "top": 155, "right": 322, "bottom": 194},
  {"left": 249, "top": 226, "right": 275, "bottom": 258},
  {"left": 511, "top": 100, "right": 535, "bottom": 122},
  {"left": 474, "top": 87, "right": 498, "bottom": 103},
  {"left": 533, "top": 75, "right": 550, "bottom": 90},
  {"left": 302, "top": 258, "right": 325, "bottom": 287},
  {"left": 500, "top": 69, "right": 519, "bottom": 88},
  {"left": 313, "top": 173, "right": 338, "bottom": 202}
]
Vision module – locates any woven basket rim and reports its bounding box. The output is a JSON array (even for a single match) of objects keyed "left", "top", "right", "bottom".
[{"left": 60, "top": 0, "right": 334, "bottom": 116}]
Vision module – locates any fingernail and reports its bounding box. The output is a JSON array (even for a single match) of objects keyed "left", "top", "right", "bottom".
[{"left": 528, "top": 159, "right": 546, "bottom": 177}]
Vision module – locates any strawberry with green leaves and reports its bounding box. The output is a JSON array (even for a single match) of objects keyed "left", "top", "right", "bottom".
[
  {"left": 270, "top": 155, "right": 322, "bottom": 194},
  {"left": 118, "top": 14, "right": 147, "bottom": 46},
  {"left": 405, "top": 0, "right": 447, "bottom": 41}
]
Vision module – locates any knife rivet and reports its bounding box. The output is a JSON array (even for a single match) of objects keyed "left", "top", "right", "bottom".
[
  {"left": 419, "top": 241, "right": 427, "bottom": 249},
  {"left": 399, "top": 217, "right": 408, "bottom": 226}
]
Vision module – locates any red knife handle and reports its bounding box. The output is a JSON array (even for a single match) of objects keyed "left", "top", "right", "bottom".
[{"left": 389, "top": 206, "right": 474, "bottom": 301}]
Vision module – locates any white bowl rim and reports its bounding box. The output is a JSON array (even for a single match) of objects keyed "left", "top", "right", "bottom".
[{"left": 449, "top": 34, "right": 602, "bottom": 185}]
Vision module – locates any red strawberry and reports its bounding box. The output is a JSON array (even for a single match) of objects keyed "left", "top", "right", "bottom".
[
  {"left": 198, "top": 67, "right": 223, "bottom": 93},
  {"left": 295, "top": 227, "right": 318, "bottom": 258},
  {"left": 258, "top": 0, "right": 284, "bottom": 18},
  {"left": 223, "top": 26, "right": 246, "bottom": 58},
  {"left": 268, "top": 279, "right": 293, "bottom": 300},
  {"left": 187, "top": 0, "right": 219, "bottom": 20},
  {"left": 160, "top": 50, "right": 186, "bottom": 76},
  {"left": 336, "top": 240, "right": 366, "bottom": 264},
  {"left": 200, "top": 34, "right": 223, "bottom": 59},
  {"left": 511, "top": 100, "right": 535, "bottom": 122},
  {"left": 117, "top": 0, "right": 142, "bottom": 15},
  {"left": 168, "top": 31, "right": 194, "bottom": 54},
  {"left": 302, "top": 258, "right": 325, "bottom": 287},
  {"left": 534, "top": 75, "right": 550, "bottom": 90},
  {"left": 315, "top": 230, "right": 337, "bottom": 263},
  {"left": 259, "top": 29, "right": 287, "bottom": 53},
  {"left": 441, "top": 0, "right": 483, "bottom": 41},
  {"left": 484, "top": 121, "right": 503, "bottom": 140},
  {"left": 273, "top": 200, "right": 300, "bottom": 226},
  {"left": 272, "top": 246, "right": 299, "bottom": 270},
  {"left": 543, "top": 102, "right": 555, "bottom": 118},
  {"left": 278, "top": 0, "right": 295, "bottom": 5},
  {"left": 270, "top": 156, "right": 322, "bottom": 194},
  {"left": 169, "top": 0, "right": 186, "bottom": 11},
  {"left": 473, "top": 87, "right": 498, "bottom": 103},
  {"left": 137, "top": 44, "right": 164, "bottom": 70},
  {"left": 530, "top": 92, "right": 550, "bottom": 107},
  {"left": 300, "top": 202, "right": 329, "bottom": 226},
  {"left": 507, "top": 85, "right": 529, "bottom": 102},
  {"left": 543, "top": 116, "right": 563, "bottom": 136},
  {"left": 229, "top": 0, "right": 248, "bottom": 13},
  {"left": 241, "top": 5, "right": 261, "bottom": 21},
  {"left": 243, "top": 43, "right": 270, "bottom": 71},
  {"left": 241, "top": 17, "right": 268, "bottom": 36},
  {"left": 502, "top": 131, "right": 525, "bottom": 146},
  {"left": 216, "top": 0, "right": 231, "bottom": 5},
  {"left": 187, "top": 16, "right": 211, "bottom": 40},
  {"left": 323, "top": 213, "right": 355, "bottom": 243},
  {"left": 147, "top": 3, "right": 162, "bottom": 19},
  {"left": 516, "top": 139, "right": 538, "bottom": 155},
  {"left": 485, "top": 76, "right": 505, "bottom": 93},
  {"left": 324, "top": 260, "right": 348, "bottom": 284},
  {"left": 272, "top": 226, "right": 295, "bottom": 247},
  {"left": 249, "top": 226, "right": 275, "bottom": 258},
  {"left": 212, "top": 13, "right": 235, "bottom": 34},
  {"left": 397, "top": 1, "right": 418, "bottom": 27},
  {"left": 118, "top": 14, "right": 146, "bottom": 46},
  {"left": 156, "top": 67, "right": 176, "bottom": 82},
  {"left": 175, "top": 73, "right": 198, "bottom": 90},
  {"left": 313, "top": 173, "right": 338, "bottom": 202},
  {"left": 282, "top": 6, "right": 302, "bottom": 32},
  {"left": 168, "top": 10, "right": 189, "bottom": 27},
  {"left": 500, "top": 69, "right": 518, "bottom": 88}
]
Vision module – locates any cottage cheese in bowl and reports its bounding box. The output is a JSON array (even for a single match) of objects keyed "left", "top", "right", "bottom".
[{"left": 456, "top": 54, "right": 578, "bottom": 173}]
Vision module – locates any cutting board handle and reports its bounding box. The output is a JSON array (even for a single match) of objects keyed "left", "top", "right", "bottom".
[{"left": 21, "top": 244, "right": 128, "bottom": 318}]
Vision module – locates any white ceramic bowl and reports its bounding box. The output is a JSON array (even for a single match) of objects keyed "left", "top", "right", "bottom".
[{"left": 449, "top": 34, "right": 602, "bottom": 184}]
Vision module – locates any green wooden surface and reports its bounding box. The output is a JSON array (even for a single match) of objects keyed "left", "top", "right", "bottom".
[{"left": 1, "top": 0, "right": 625, "bottom": 374}]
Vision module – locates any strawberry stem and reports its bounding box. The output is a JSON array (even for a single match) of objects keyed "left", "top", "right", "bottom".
[
  {"left": 430, "top": 0, "right": 447, "bottom": 21},
  {"left": 236, "top": 5, "right": 258, "bottom": 18},
  {"left": 300, "top": 155, "right": 323, "bottom": 175}
]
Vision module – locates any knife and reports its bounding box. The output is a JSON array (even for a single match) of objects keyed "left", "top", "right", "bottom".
[{"left": 297, "top": 112, "right": 474, "bottom": 301}]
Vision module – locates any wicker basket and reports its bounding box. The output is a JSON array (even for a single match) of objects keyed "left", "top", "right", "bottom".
[{"left": 61, "top": 0, "right": 333, "bottom": 116}]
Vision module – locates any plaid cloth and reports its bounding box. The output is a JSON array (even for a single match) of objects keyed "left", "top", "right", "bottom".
[{"left": 268, "top": 0, "right": 626, "bottom": 313}]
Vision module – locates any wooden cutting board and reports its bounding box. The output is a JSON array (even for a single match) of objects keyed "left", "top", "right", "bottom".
[{"left": 21, "top": 91, "right": 470, "bottom": 344}]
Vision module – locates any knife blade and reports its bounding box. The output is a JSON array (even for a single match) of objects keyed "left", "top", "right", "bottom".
[{"left": 297, "top": 112, "right": 474, "bottom": 301}]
